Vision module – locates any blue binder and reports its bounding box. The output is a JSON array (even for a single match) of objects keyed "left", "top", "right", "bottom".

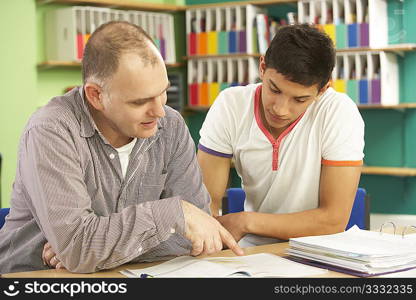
[
  {"left": 347, "top": 23, "right": 358, "bottom": 48},
  {"left": 228, "top": 31, "right": 237, "bottom": 53},
  {"left": 359, "top": 80, "right": 369, "bottom": 104}
]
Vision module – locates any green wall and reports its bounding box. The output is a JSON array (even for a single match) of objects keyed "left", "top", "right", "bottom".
[{"left": 0, "top": 0, "right": 38, "bottom": 207}]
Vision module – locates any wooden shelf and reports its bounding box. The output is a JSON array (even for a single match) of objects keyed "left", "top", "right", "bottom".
[
  {"left": 185, "top": 53, "right": 261, "bottom": 60},
  {"left": 337, "top": 44, "right": 416, "bottom": 53},
  {"left": 36, "top": 0, "right": 186, "bottom": 11},
  {"left": 187, "top": 0, "right": 297, "bottom": 9},
  {"left": 362, "top": 167, "right": 416, "bottom": 177},
  {"left": 37, "top": 61, "right": 183, "bottom": 69},
  {"left": 358, "top": 103, "right": 416, "bottom": 110}
]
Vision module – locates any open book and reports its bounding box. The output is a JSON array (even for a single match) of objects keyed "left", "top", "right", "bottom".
[
  {"left": 120, "top": 253, "right": 327, "bottom": 278},
  {"left": 287, "top": 225, "right": 416, "bottom": 277}
]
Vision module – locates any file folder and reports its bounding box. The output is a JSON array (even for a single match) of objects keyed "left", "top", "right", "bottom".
[
  {"left": 188, "top": 60, "right": 199, "bottom": 106},
  {"left": 198, "top": 60, "right": 209, "bottom": 106},
  {"left": 188, "top": 33, "right": 197, "bottom": 55},
  {"left": 228, "top": 31, "right": 237, "bottom": 53},
  {"left": 323, "top": 24, "right": 336, "bottom": 46},
  {"left": 368, "top": 0, "right": 388, "bottom": 47},
  {"left": 347, "top": 80, "right": 359, "bottom": 104},
  {"left": 347, "top": 23, "right": 358, "bottom": 48},
  {"left": 333, "top": 80, "right": 346, "bottom": 93},
  {"left": 359, "top": 23, "right": 369, "bottom": 47},
  {"left": 335, "top": 24, "right": 347, "bottom": 49},
  {"left": 207, "top": 60, "right": 219, "bottom": 105},
  {"left": 189, "top": 83, "right": 199, "bottom": 106},
  {"left": 206, "top": 8, "right": 218, "bottom": 54},
  {"left": 216, "top": 7, "right": 228, "bottom": 54},
  {"left": 370, "top": 79, "right": 381, "bottom": 104},
  {"left": 218, "top": 32, "right": 228, "bottom": 54},
  {"left": 197, "top": 32, "right": 208, "bottom": 55},
  {"left": 200, "top": 82, "right": 209, "bottom": 106},
  {"left": 358, "top": 80, "right": 369, "bottom": 104},
  {"left": 226, "top": 7, "right": 237, "bottom": 53},
  {"left": 207, "top": 32, "right": 218, "bottom": 55},
  {"left": 186, "top": 10, "right": 197, "bottom": 55}
]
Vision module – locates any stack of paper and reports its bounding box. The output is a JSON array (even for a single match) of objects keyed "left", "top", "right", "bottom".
[
  {"left": 287, "top": 226, "right": 416, "bottom": 277},
  {"left": 120, "top": 253, "right": 327, "bottom": 278}
]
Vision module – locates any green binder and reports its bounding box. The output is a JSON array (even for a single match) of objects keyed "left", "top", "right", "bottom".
[
  {"left": 347, "top": 80, "right": 359, "bottom": 104},
  {"left": 220, "top": 83, "right": 229, "bottom": 92},
  {"left": 335, "top": 24, "right": 347, "bottom": 49},
  {"left": 218, "top": 31, "right": 228, "bottom": 54}
]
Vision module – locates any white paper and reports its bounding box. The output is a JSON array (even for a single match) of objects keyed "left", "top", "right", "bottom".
[{"left": 120, "top": 253, "right": 327, "bottom": 278}]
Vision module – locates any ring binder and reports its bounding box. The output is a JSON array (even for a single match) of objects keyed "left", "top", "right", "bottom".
[
  {"left": 288, "top": 225, "right": 416, "bottom": 277},
  {"left": 402, "top": 225, "right": 416, "bottom": 239},
  {"left": 379, "top": 221, "right": 416, "bottom": 238},
  {"left": 379, "top": 221, "right": 397, "bottom": 235}
]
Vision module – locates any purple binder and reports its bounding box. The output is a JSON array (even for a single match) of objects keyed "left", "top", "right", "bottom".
[
  {"left": 371, "top": 79, "right": 381, "bottom": 104},
  {"left": 287, "top": 256, "right": 416, "bottom": 278},
  {"left": 359, "top": 23, "right": 369, "bottom": 47},
  {"left": 238, "top": 30, "right": 247, "bottom": 53}
]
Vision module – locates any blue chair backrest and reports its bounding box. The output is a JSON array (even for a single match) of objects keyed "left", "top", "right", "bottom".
[
  {"left": 346, "top": 188, "right": 368, "bottom": 230},
  {"left": 0, "top": 208, "right": 10, "bottom": 229},
  {"left": 226, "top": 188, "right": 246, "bottom": 214},
  {"left": 225, "top": 187, "right": 369, "bottom": 230}
]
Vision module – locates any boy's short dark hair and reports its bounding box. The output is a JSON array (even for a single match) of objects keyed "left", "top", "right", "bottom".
[{"left": 264, "top": 24, "right": 335, "bottom": 90}]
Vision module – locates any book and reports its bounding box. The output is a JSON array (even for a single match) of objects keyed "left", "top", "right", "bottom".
[
  {"left": 287, "top": 225, "right": 416, "bottom": 277},
  {"left": 120, "top": 253, "right": 328, "bottom": 278}
]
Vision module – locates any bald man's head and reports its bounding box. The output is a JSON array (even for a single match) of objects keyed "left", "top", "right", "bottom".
[{"left": 82, "top": 21, "right": 160, "bottom": 85}]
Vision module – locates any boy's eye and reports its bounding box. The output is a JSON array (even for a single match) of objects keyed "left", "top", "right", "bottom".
[{"left": 270, "top": 88, "right": 281, "bottom": 94}]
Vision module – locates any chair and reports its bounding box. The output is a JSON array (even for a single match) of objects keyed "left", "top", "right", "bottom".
[
  {"left": 222, "top": 187, "right": 370, "bottom": 230},
  {"left": 0, "top": 208, "right": 9, "bottom": 229}
]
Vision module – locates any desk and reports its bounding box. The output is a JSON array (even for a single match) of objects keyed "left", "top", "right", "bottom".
[{"left": 2, "top": 242, "right": 354, "bottom": 278}]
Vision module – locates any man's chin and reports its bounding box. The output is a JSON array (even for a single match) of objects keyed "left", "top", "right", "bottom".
[{"left": 135, "top": 127, "right": 158, "bottom": 139}]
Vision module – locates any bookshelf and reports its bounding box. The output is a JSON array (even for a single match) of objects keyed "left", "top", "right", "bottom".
[
  {"left": 183, "top": 0, "right": 416, "bottom": 217},
  {"left": 36, "top": 0, "right": 187, "bottom": 111}
]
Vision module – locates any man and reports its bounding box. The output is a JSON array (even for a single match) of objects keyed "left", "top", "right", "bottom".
[
  {"left": 0, "top": 21, "right": 242, "bottom": 274},
  {"left": 197, "top": 25, "right": 365, "bottom": 247}
]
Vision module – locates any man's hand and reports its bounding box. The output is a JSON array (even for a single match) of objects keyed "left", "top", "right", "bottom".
[
  {"left": 42, "top": 242, "right": 66, "bottom": 270},
  {"left": 181, "top": 200, "right": 244, "bottom": 257}
]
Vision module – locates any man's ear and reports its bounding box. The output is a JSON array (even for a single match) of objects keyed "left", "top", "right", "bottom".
[
  {"left": 84, "top": 83, "right": 105, "bottom": 111},
  {"left": 258, "top": 56, "right": 266, "bottom": 80}
]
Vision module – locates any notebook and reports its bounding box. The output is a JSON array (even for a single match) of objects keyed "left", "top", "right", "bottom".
[
  {"left": 120, "top": 253, "right": 328, "bottom": 278},
  {"left": 287, "top": 225, "right": 416, "bottom": 277}
]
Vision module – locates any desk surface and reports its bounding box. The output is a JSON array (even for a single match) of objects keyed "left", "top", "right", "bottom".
[{"left": 2, "top": 242, "right": 354, "bottom": 278}]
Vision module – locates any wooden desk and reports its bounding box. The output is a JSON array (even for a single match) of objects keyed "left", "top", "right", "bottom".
[{"left": 2, "top": 242, "right": 354, "bottom": 278}]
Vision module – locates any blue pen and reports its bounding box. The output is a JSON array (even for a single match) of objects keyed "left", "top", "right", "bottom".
[{"left": 140, "top": 273, "right": 154, "bottom": 278}]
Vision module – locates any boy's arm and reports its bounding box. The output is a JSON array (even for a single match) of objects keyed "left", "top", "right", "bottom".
[
  {"left": 197, "top": 150, "right": 231, "bottom": 217},
  {"left": 217, "top": 165, "right": 362, "bottom": 240}
]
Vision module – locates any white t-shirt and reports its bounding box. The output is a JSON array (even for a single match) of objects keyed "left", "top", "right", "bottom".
[
  {"left": 199, "top": 83, "right": 365, "bottom": 246},
  {"left": 115, "top": 138, "right": 137, "bottom": 178}
]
